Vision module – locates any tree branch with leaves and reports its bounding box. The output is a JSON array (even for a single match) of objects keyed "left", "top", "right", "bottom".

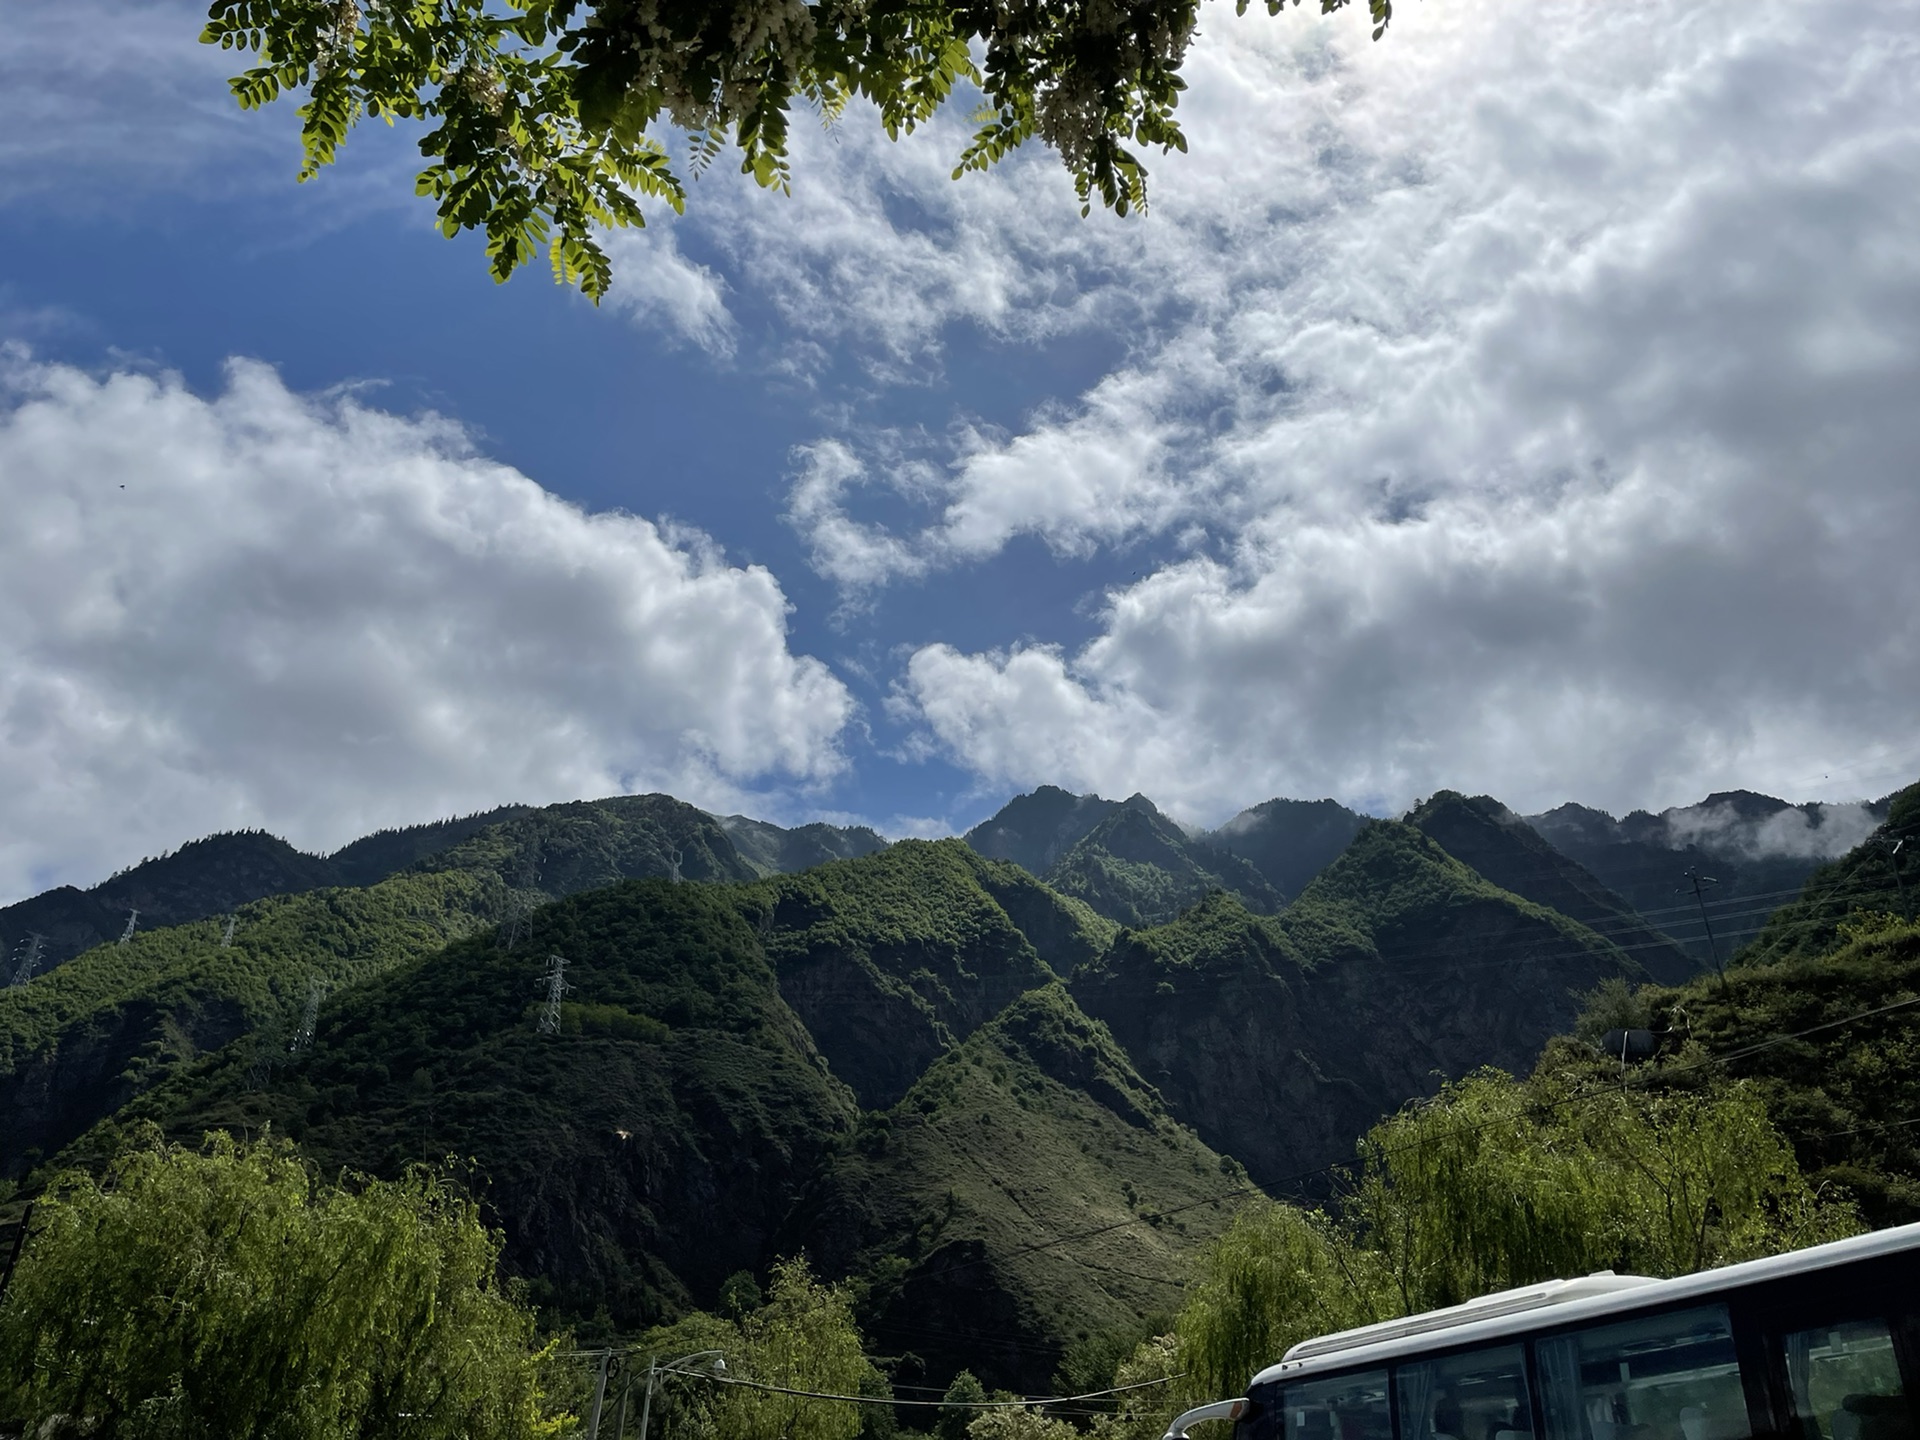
[{"left": 203, "top": 0, "right": 1393, "bottom": 299}]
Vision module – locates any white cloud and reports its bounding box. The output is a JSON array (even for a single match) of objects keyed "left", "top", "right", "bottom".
[
  {"left": 603, "top": 226, "right": 739, "bottom": 358},
  {"left": 0, "top": 353, "right": 853, "bottom": 902},
  {"left": 828, "top": 0, "right": 1920, "bottom": 818}
]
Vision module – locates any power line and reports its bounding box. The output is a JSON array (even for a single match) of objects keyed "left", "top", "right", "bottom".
[{"left": 690, "top": 1369, "right": 1179, "bottom": 1410}]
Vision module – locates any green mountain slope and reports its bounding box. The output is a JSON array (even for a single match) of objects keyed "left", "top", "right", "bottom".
[
  {"left": 1042, "top": 797, "right": 1280, "bottom": 927},
  {"left": 1, "top": 831, "right": 344, "bottom": 982},
  {"left": 751, "top": 840, "right": 1113, "bottom": 1108},
  {"left": 1409, "top": 791, "right": 1696, "bottom": 984},
  {"left": 791, "top": 985, "right": 1237, "bottom": 1392},
  {"left": 98, "top": 879, "right": 859, "bottom": 1326},
  {"left": 1204, "top": 797, "right": 1367, "bottom": 902},
  {"left": 325, "top": 804, "right": 535, "bottom": 886},
  {"left": 0, "top": 794, "right": 821, "bottom": 1176},
  {"left": 0, "top": 865, "right": 497, "bottom": 1176},
  {"left": 1071, "top": 820, "right": 1644, "bottom": 1185}
]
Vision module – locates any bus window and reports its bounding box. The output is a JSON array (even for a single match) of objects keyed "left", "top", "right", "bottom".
[
  {"left": 1398, "top": 1344, "right": 1532, "bottom": 1440},
  {"left": 1283, "top": 1369, "right": 1393, "bottom": 1440},
  {"left": 1536, "top": 1307, "right": 1750, "bottom": 1440},
  {"left": 1782, "top": 1320, "right": 1912, "bottom": 1440}
]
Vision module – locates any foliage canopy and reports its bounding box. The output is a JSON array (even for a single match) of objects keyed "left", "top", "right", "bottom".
[
  {"left": 201, "top": 0, "right": 1392, "bottom": 299},
  {"left": 0, "top": 1130, "right": 563, "bottom": 1440}
]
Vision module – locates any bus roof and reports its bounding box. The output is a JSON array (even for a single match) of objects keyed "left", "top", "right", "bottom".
[{"left": 1248, "top": 1221, "right": 1920, "bottom": 1391}]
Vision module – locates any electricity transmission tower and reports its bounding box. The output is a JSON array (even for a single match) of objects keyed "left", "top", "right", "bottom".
[
  {"left": 117, "top": 909, "right": 140, "bottom": 945},
  {"left": 7, "top": 934, "right": 45, "bottom": 988},
  {"left": 1679, "top": 867, "right": 1729, "bottom": 995},
  {"left": 537, "top": 953, "right": 570, "bottom": 1035},
  {"left": 289, "top": 979, "right": 325, "bottom": 1055},
  {"left": 222, "top": 915, "right": 238, "bottom": 948},
  {"left": 499, "top": 840, "right": 544, "bottom": 949}
]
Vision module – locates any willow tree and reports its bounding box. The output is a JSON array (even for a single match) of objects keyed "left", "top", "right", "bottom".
[
  {"left": 0, "top": 1132, "right": 563, "bottom": 1440},
  {"left": 622, "top": 1257, "right": 874, "bottom": 1440},
  {"left": 1173, "top": 1071, "right": 1860, "bottom": 1403},
  {"left": 201, "top": 0, "right": 1393, "bottom": 299}
]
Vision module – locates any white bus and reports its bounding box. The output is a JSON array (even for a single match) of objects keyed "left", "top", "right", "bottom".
[{"left": 1165, "top": 1224, "right": 1920, "bottom": 1440}]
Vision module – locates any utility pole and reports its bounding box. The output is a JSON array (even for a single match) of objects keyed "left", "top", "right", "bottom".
[
  {"left": 587, "top": 1350, "right": 612, "bottom": 1440},
  {"left": 537, "top": 954, "right": 570, "bottom": 1035},
  {"left": 117, "top": 908, "right": 139, "bottom": 945},
  {"left": 1680, "top": 867, "right": 1729, "bottom": 996},
  {"left": 636, "top": 1350, "right": 726, "bottom": 1440}
]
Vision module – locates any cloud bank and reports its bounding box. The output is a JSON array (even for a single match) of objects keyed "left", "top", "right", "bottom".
[
  {"left": 0, "top": 354, "right": 853, "bottom": 902},
  {"left": 678, "top": 0, "right": 1920, "bottom": 820}
]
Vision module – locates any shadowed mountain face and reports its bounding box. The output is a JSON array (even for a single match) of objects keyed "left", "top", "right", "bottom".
[
  {"left": 1205, "top": 797, "right": 1369, "bottom": 902},
  {"left": 963, "top": 786, "right": 1121, "bottom": 877},
  {"left": 1070, "top": 821, "right": 1644, "bottom": 1187},
  {"left": 325, "top": 805, "right": 534, "bottom": 887},
  {"left": 1409, "top": 791, "right": 1697, "bottom": 985},
  {"left": 1040, "top": 796, "right": 1281, "bottom": 927},
  {"left": 717, "top": 815, "right": 889, "bottom": 877},
  {"left": 1524, "top": 791, "right": 1878, "bottom": 964}
]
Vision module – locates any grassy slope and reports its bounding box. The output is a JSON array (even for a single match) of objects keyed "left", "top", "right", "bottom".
[{"left": 796, "top": 985, "right": 1239, "bottom": 1393}]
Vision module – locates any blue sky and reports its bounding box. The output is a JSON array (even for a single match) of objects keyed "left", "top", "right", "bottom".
[{"left": 3, "top": 0, "right": 1919, "bottom": 899}]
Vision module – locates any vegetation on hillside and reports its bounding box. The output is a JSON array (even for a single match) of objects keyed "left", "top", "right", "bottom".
[
  {"left": 0, "top": 867, "right": 500, "bottom": 1179},
  {"left": 94, "top": 879, "right": 858, "bottom": 1327},
  {"left": 796, "top": 984, "right": 1239, "bottom": 1392},
  {"left": 1567, "top": 913, "right": 1920, "bottom": 1225},
  {"left": 1071, "top": 824, "right": 1644, "bottom": 1187},
  {"left": 750, "top": 842, "right": 1092, "bottom": 1107},
  {"left": 1041, "top": 803, "right": 1280, "bottom": 928}
]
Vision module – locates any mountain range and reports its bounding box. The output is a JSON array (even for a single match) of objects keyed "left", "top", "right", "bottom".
[{"left": 2, "top": 775, "right": 1909, "bottom": 1392}]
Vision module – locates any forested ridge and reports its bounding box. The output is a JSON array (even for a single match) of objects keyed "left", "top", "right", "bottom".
[{"left": 2, "top": 777, "right": 1915, "bottom": 1437}]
